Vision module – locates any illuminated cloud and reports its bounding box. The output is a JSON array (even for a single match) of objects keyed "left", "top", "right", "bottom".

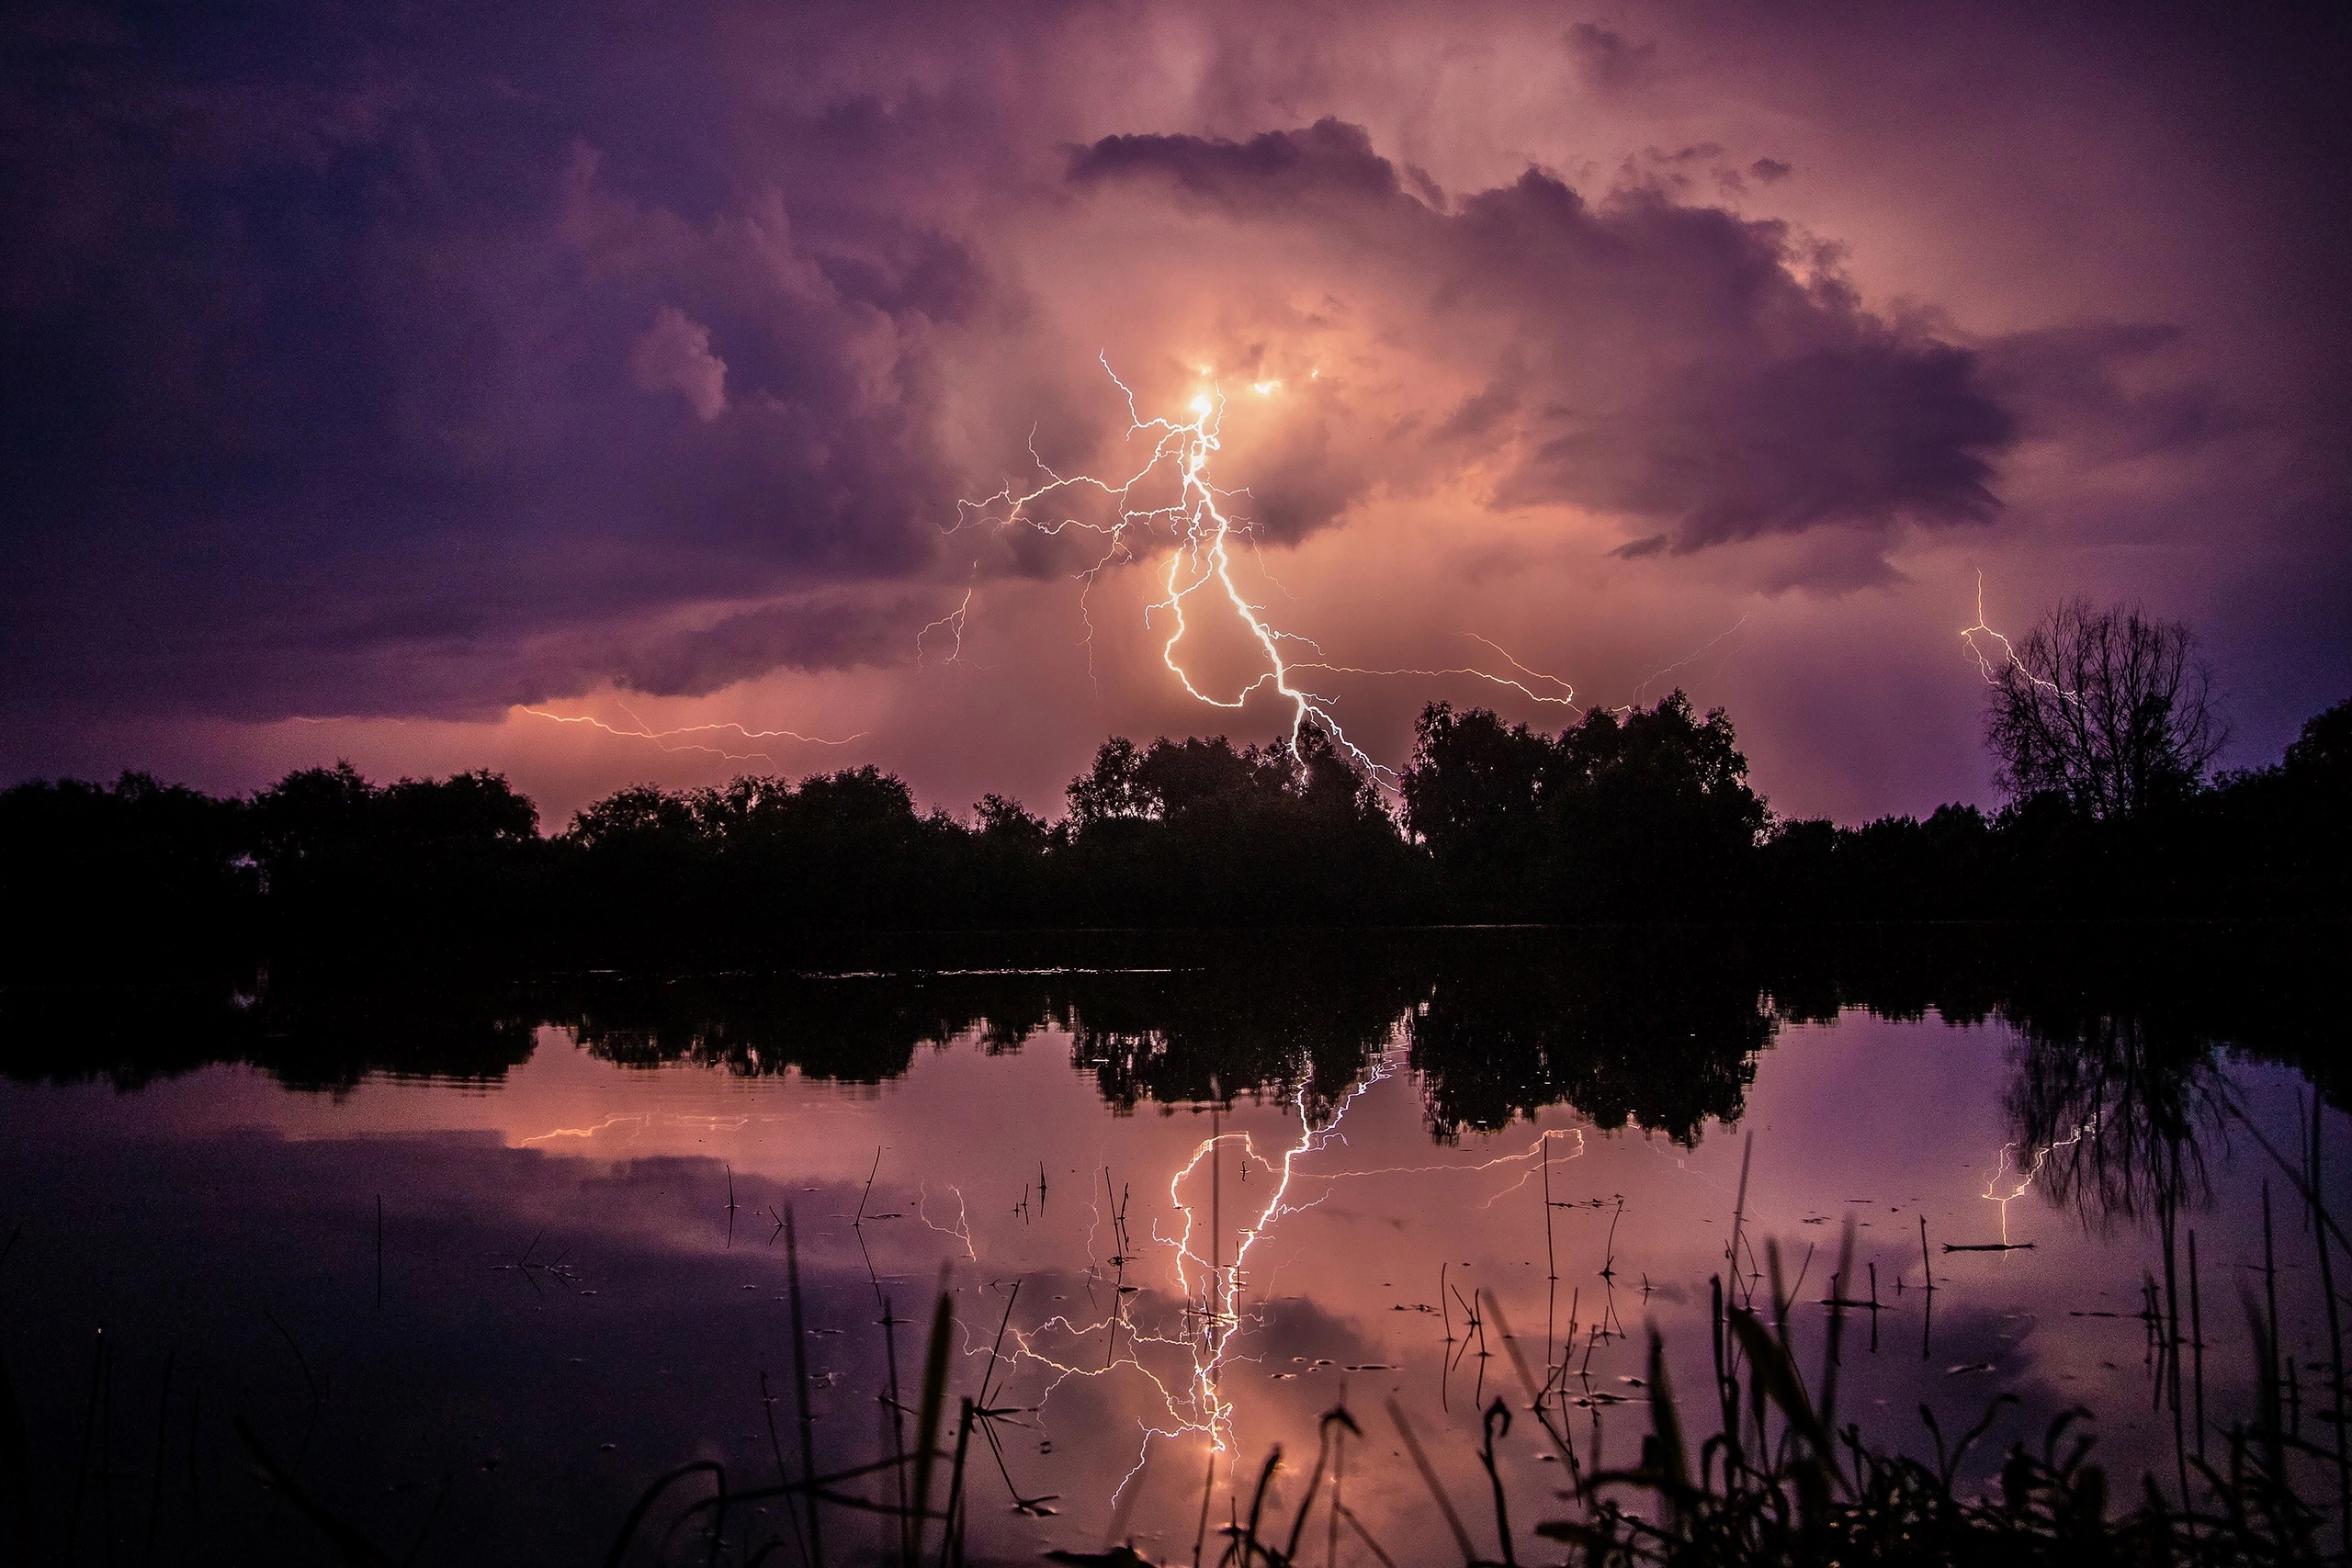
[
  {"left": 630, "top": 307, "right": 729, "bottom": 422},
  {"left": 1070, "top": 120, "right": 2017, "bottom": 556},
  {"left": 1565, "top": 21, "right": 1659, "bottom": 92}
]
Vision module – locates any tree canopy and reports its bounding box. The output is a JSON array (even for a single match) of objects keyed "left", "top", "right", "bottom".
[
  {"left": 1980, "top": 598, "right": 2224, "bottom": 818},
  {"left": 1403, "top": 692, "right": 1769, "bottom": 918},
  {"left": 3, "top": 681, "right": 2345, "bottom": 977}
]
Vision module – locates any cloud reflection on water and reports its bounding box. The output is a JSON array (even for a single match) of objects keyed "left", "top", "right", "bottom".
[{"left": 0, "top": 930, "right": 2341, "bottom": 1564}]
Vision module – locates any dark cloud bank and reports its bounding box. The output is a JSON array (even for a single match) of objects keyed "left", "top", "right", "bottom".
[{"left": 2, "top": 1, "right": 981, "bottom": 722}]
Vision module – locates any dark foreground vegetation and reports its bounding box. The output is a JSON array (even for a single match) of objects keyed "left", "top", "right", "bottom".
[{"left": 2, "top": 686, "right": 2344, "bottom": 974}]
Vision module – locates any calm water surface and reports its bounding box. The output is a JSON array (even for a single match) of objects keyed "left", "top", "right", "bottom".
[{"left": 1, "top": 934, "right": 2343, "bottom": 1564}]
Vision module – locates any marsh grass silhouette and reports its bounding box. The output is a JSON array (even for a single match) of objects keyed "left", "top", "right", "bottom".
[{"left": 17, "top": 1193, "right": 2346, "bottom": 1567}]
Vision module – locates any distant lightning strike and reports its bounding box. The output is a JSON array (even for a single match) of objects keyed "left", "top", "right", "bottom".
[
  {"left": 919, "top": 1180, "right": 978, "bottom": 1260},
  {"left": 917, "top": 586, "right": 975, "bottom": 666},
  {"left": 1290, "top": 633, "right": 1581, "bottom": 710},
  {"left": 1629, "top": 615, "right": 1751, "bottom": 709},
  {"left": 1468, "top": 635, "right": 1582, "bottom": 700},
  {"left": 1960, "top": 571, "right": 2077, "bottom": 705},
  {"left": 517, "top": 705, "right": 865, "bottom": 765}
]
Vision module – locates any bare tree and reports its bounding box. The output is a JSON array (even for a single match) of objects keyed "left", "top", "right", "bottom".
[{"left": 1979, "top": 598, "right": 2224, "bottom": 818}]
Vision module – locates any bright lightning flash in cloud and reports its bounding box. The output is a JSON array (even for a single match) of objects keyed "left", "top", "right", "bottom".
[{"left": 948, "top": 357, "right": 1580, "bottom": 786}]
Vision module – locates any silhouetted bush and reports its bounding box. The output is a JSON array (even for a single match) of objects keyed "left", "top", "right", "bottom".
[
  {"left": 1057, "top": 724, "right": 1424, "bottom": 926},
  {"left": 247, "top": 762, "right": 546, "bottom": 960},
  {"left": 0, "top": 772, "right": 257, "bottom": 972},
  {"left": 1404, "top": 693, "right": 1770, "bottom": 919}
]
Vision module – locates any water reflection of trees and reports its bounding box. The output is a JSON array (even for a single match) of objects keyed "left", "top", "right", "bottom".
[
  {"left": 564, "top": 974, "right": 1048, "bottom": 1083},
  {"left": 561, "top": 942, "right": 1778, "bottom": 1139},
  {"left": 1408, "top": 938, "right": 1778, "bottom": 1143},
  {"left": 560, "top": 942, "right": 1780, "bottom": 1137},
  {"left": 556, "top": 963, "right": 1426, "bottom": 1106},
  {"left": 0, "top": 975, "right": 539, "bottom": 1093},
  {"left": 1988, "top": 929, "right": 2347, "bottom": 1235},
  {"left": 1063, "top": 963, "right": 1427, "bottom": 1115},
  {"left": 4, "top": 931, "right": 2336, "bottom": 1167},
  {"left": 2004, "top": 1008, "right": 2227, "bottom": 1232}
]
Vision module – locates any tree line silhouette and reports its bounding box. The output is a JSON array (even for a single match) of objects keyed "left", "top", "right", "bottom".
[
  {"left": 6, "top": 925, "right": 2341, "bottom": 1149},
  {"left": 2, "top": 615, "right": 2345, "bottom": 974}
]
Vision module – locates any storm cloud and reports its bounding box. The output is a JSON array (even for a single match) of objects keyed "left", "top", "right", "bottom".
[
  {"left": 1071, "top": 121, "right": 2018, "bottom": 553},
  {"left": 1, "top": 0, "right": 2344, "bottom": 818},
  {"left": 0, "top": 2, "right": 993, "bottom": 720}
]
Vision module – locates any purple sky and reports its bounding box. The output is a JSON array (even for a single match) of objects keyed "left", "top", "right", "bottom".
[{"left": 4, "top": 0, "right": 2346, "bottom": 825}]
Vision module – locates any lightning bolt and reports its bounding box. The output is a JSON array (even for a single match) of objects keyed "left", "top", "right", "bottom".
[
  {"left": 973, "top": 1040, "right": 1590, "bottom": 1500},
  {"left": 1981, "top": 1117, "right": 2098, "bottom": 1244},
  {"left": 1628, "top": 615, "right": 1750, "bottom": 709},
  {"left": 517, "top": 1112, "right": 651, "bottom": 1145},
  {"left": 517, "top": 705, "right": 867, "bottom": 765},
  {"left": 917, "top": 585, "right": 975, "bottom": 667},
  {"left": 1289, "top": 632, "right": 1582, "bottom": 710},
  {"left": 1307, "top": 1127, "right": 1588, "bottom": 1208},
  {"left": 946, "top": 357, "right": 1529, "bottom": 788},
  {"left": 515, "top": 1111, "right": 753, "bottom": 1145},
  {"left": 998, "top": 1068, "right": 1392, "bottom": 1458},
  {"left": 919, "top": 1180, "right": 979, "bottom": 1260},
  {"left": 1960, "top": 571, "right": 2078, "bottom": 705}
]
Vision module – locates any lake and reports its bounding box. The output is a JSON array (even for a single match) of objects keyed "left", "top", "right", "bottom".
[{"left": 1, "top": 930, "right": 2344, "bottom": 1564}]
